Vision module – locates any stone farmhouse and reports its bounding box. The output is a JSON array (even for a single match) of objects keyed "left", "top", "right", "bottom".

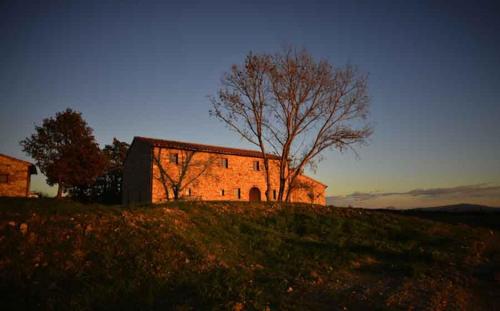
[
  {"left": 123, "top": 137, "right": 327, "bottom": 205},
  {"left": 0, "top": 153, "right": 37, "bottom": 197}
]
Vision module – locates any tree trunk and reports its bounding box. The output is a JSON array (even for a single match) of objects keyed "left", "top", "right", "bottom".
[
  {"left": 277, "top": 177, "right": 286, "bottom": 202},
  {"left": 164, "top": 185, "right": 170, "bottom": 201},
  {"left": 284, "top": 166, "right": 301, "bottom": 203},
  {"left": 173, "top": 186, "right": 179, "bottom": 200},
  {"left": 263, "top": 157, "right": 271, "bottom": 201},
  {"left": 277, "top": 155, "right": 288, "bottom": 202},
  {"left": 56, "top": 183, "right": 64, "bottom": 199},
  {"left": 277, "top": 139, "right": 292, "bottom": 202}
]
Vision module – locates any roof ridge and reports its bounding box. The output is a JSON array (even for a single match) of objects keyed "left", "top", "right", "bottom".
[
  {"left": 300, "top": 174, "right": 328, "bottom": 188},
  {"left": 134, "top": 136, "right": 280, "bottom": 159}
]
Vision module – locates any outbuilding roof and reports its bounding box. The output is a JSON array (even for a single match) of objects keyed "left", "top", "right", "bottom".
[
  {"left": 0, "top": 153, "right": 37, "bottom": 174},
  {"left": 134, "top": 136, "right": 281, "bottom": 160}
]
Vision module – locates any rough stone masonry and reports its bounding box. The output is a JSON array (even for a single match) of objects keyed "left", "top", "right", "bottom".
[{"left": 123, "top": 137, "right": 327, "bottom": 205}]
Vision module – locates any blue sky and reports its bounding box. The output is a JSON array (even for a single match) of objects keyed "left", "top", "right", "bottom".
[{"left": 1, "top": 0, "right": 499, "bottom": 207}]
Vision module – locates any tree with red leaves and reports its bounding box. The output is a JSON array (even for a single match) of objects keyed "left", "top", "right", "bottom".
[
  {"left": 69, "top": 138, "right": 129, "bottom": 204},
  {"left": 20, "top": 109, "right": 107, "bottom": 198}
]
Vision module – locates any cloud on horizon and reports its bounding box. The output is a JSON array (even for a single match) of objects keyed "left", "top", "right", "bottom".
[{"left": 329, "top": 183, "right": 500, "bottom": 208}]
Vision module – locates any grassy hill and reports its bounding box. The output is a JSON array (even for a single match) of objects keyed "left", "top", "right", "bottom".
[{"left": 0, "top": 198, "right": 498, "bottom": 310}]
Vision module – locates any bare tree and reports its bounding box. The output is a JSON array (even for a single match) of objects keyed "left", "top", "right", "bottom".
[
  {"left": 210, "top": 53, "right": 274, "bottom": 201},
  {"left": 152, "top": 148, "right": 218, "bottom": 201},
  {"left": 267, "top": 48, "right": 372, "bottom": 202},
  {"left": 211, "top": 47, "right": 372, "bottom": 202}
]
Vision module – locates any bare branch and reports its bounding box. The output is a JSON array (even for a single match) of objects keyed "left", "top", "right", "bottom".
[{"left": 210, "top": 47, "right": 372, "bottom": 202}]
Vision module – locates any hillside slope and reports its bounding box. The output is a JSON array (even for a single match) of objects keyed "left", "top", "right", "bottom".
[{"left": 0, "top": 198, "right": 498, "bottom": 310}]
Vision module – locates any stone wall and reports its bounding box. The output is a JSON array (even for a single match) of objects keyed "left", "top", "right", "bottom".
[
  {"left": 150, "top": 147, "right": 327, "bottom": 205},
  {"left": 289, "top": 174, "right": 327, "bottom": 205},
  {"left": 0, "top": 155, "right": 32, "bottom": 197}
]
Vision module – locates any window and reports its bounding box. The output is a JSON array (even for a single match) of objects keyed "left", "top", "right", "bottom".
[
  {"left": 273, "top": 190, "right": 277, "bottom": 200},
  {"left": 0, "top": 174, "right": 8, "bottom": 184},
  {"left": 234, "top": 188, "right": 241, "bottom": 199},
  {"left": 186, "top": 188, "right": 192, "bottom": 196},
  {"left": 221, "top": 158, "right": 229, "bottom": 168},
  {"left": 220, "top": 189, "right": 225, "bottom": 196},
  {"left": 253, "top": 160, "right": 260, "bottom": 171},
  {"left": 169, "top": 153, "right": 179, "bottom": 164}
]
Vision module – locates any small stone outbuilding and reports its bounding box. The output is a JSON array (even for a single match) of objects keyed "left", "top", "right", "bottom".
[
  {"left": 0, "top": 153, "right": 37, "bottom": 197},
  {"left": 123, "top": 137, "right": 327, "bottom": 205}
]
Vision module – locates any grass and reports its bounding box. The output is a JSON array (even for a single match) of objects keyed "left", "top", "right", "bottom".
[{"left": 0, "top": 198, "right": 498, "bottom": 310}]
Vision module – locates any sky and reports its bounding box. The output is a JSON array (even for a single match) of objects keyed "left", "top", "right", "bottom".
[{"left": 1, "top": 0, "right": 499, "bottom": 208}]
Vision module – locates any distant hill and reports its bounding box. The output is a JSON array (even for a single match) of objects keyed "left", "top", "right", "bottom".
[
  {"left": 409, "top": 203, "right": 500, "bottom": 213},
  {"left": 326, "top": 196, "right": 335, "bottom": 206},
  {"left": 326, "top": 197, "right": 500, "bottom": 212}
]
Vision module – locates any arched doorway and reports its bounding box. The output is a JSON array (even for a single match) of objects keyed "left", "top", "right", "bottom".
[{"left": 249, "top": 187, "right": 261, "bottom": 202}]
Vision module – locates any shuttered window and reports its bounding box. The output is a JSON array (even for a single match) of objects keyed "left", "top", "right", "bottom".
[
  {"left": 253, "top": 161, "right": 260, "bottom": 171},
  {"left": 169, "top": 153, "right": 179, "bottom": 164}
]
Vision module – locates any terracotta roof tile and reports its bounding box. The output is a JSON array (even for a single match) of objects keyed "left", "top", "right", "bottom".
[{"left": 134, "top": 136, "right": 281, "bottom": 160}]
